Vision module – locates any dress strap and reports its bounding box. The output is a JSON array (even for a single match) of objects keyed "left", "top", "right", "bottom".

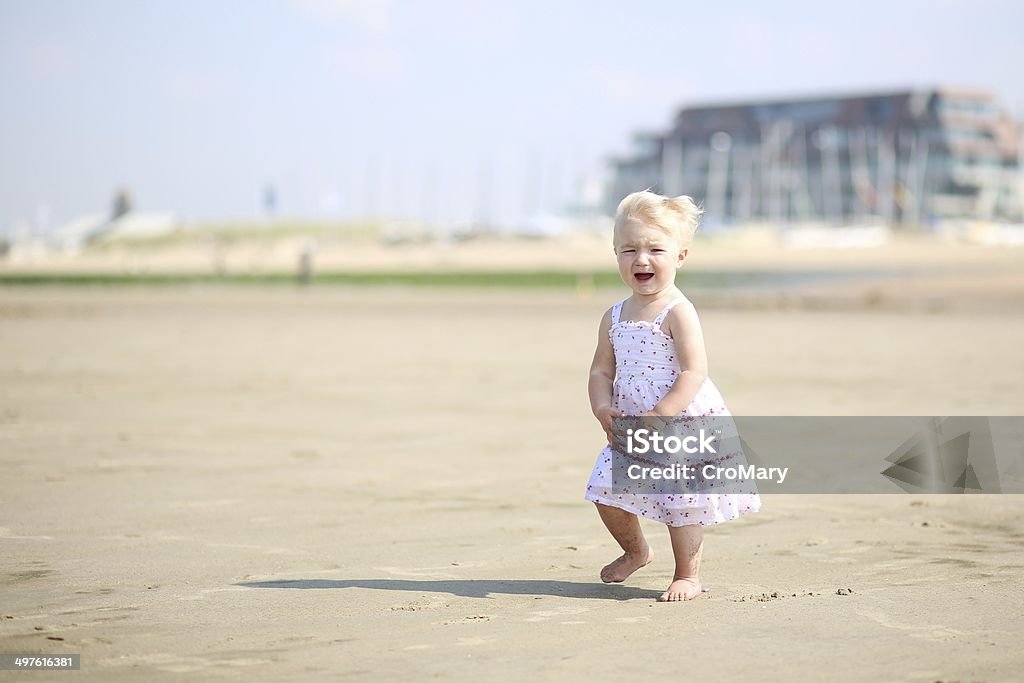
[
  {"left": 653, "top": 298, "right": 685, "bottom": 326},
  {"left": 611, "top": 300, "right": 624, "bottom": 324}
]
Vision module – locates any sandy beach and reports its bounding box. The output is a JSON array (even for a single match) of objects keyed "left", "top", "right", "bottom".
[{"left": 1, "top": 263, "right": 1023, "bottom": 680}]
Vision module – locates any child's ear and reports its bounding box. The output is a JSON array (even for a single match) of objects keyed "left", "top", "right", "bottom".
[{"left": 677, "top": 248, "right": 689, "bottom": 267}]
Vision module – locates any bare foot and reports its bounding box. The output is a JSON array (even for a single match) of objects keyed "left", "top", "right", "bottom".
[
  {"left": 600, "top": 547, "right": 654, "bottom": 583},
  {"left": 658, "top": 576, "right": 702, "bottom": 602}
]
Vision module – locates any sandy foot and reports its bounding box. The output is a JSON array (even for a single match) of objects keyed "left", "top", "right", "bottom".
[
  {"left": 599, "top": 547, "right": 654, "bottom": 583},
  {"left": 659, "top": 577, "right": 703, "bottom": 602}
]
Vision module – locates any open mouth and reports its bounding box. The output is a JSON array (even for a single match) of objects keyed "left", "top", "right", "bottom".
[{"left": 634, "top": 273, "right": 654, "bottom": 282}]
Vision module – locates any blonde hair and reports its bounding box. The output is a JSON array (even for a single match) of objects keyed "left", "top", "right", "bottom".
[{"left": 613, "top": 190, "right": 702, "bottom": 248}]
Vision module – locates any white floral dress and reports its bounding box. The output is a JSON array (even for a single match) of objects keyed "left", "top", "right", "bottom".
[{"left": 584, "top": 297, "right": 761, "bottom": 526}]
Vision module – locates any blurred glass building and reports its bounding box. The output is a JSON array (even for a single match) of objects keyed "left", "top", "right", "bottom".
[{"left": 608, "top": 88, "right": 1023, "bottom": 227}]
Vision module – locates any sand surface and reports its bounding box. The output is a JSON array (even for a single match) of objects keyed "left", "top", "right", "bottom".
[{"left": 1, "top": 283, "right": 1023, "bottom": 681}]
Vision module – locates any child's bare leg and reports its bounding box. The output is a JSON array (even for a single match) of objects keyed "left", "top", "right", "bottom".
[
  {"left": 595, "top": 503, "right": 653, "bottom": 583},
  {"left": 660, "top": 524, "right": 703, "bottom": 601}
]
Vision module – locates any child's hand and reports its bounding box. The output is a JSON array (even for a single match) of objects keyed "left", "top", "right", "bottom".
[
  {"left": 595, "top": 405, "right": 622, "bottom": 445},
  {"left": 640, "top": 411, "right": 669, "bottom": 432}
]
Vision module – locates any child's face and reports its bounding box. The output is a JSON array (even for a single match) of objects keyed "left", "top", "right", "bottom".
[{"left": 613, "top": 220, "right": 687, "bottom": 297}]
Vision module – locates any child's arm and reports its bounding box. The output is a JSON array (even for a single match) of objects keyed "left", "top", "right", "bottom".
[
  {"left": 588, "top": 308, "right": 620, "bottom": 442},
  {"left": 648, "top": 301, "right": 709, "bottom": 416}
]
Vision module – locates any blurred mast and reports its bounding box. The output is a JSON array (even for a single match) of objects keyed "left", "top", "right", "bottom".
[
  {"left": 793, "top": 123, "right": 814, "bottom": 222},
  {"left": 661, "top": 135, "right": 683, "bottom": 197},
  {"left": 707, "top": 132, "right": 731, "bottom": 224},
  {"left": 768, "top": 123, "right": 783, "bottom": 225},
  {"left": 823, "top": 126, "right": 843, "bottom": 224},
  {"left": 734, "top": 142, "right": 754, "bottom": 224},
  {"left": 901, "top": 130, "right": 928, "bottom": 226},
  {"left": 759, "top": 123, "right": 771, "bottom": 221},
  {"left": 849, "top": 127, "right": 873, "bottom": 221},
  {"left": 476, "top": 155, "right": 491, "bottom": 233},
  {"left": 877, "top": 128, "right": 896, "bottom": 226}
]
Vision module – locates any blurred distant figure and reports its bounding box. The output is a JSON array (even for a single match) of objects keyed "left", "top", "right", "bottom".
[
  {"left": 297, "top": 238, "right": 315, "bottom": 285},
  {"left": 112, "top": 188, "right": 133, "bottom": 220},
  {"left": 263, "top": 184, "right": 277, "bottom": 220}
]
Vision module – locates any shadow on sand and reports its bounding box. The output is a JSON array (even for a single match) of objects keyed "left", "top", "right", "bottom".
[{"left": 236, "top": 578, "right": 662, "bottom": 601}]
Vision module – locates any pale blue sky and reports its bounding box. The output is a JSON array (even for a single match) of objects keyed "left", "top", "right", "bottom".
[{"left": 1, "top": 0, "right": 1021, "bottom": 231}]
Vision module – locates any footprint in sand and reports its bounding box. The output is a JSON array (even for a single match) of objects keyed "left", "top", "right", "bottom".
[
  {"left": 855, "top": 609, "right": 965, "bottom": 642},
  {"left": 3, "top": 567, "right": 56, "bottom": 583}
]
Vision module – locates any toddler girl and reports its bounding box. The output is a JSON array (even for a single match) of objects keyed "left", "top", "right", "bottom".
[{"left": 585, "top": 190, "right": 761, "bottom": 602}]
